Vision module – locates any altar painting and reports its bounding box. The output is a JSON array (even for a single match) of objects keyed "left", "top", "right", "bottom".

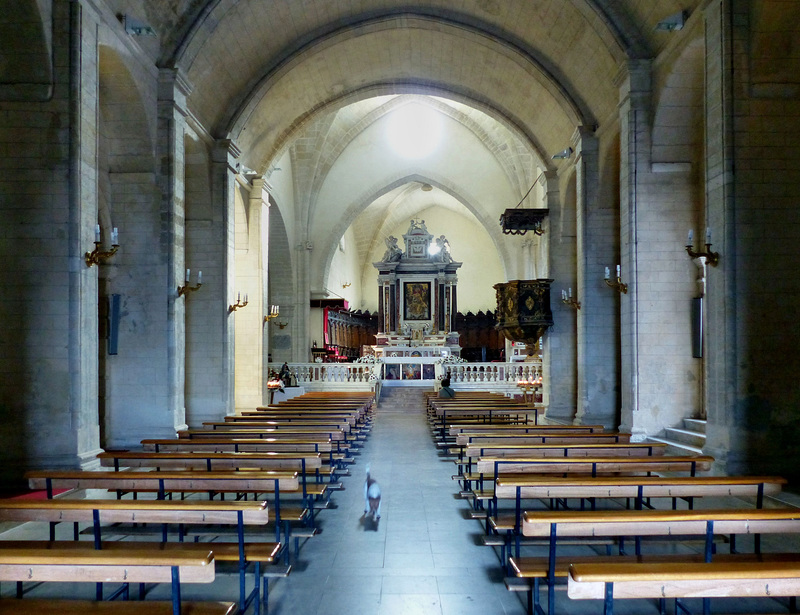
[
  {"left": 404, "top": 282, "right": 431, "bottom": 320},
  {"left": 402, "top": 363, "right": 421, "bottom": 380}
]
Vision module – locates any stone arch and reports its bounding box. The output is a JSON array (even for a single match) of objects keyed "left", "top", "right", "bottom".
[
  {"left": 317, "top": 173, "right": 515, "bottom": 296},
  {"left": 226, "top": 16, "right": 586, "bottom": 166},
  {"left": 651, "top": 35, "right": 705, "bottom": 168}
]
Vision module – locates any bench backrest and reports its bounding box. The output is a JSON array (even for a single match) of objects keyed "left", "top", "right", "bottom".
[
  {"left": 464, "top": 442, "right": 665, "bottom": 459},
  {"left": 27, "top": 469, "right": 300, "bottom": 493},
  {"left": 0, "top": 547, "right": 216, "bottom": 584},
  {"left": 476, "top": 455, "right": 714, "bottom": 476}
]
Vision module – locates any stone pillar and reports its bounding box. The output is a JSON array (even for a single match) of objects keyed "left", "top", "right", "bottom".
[
  {"left": 234, "top": 177, "right": 269, "bottom": 409},
  {"left": 617, "top": 60, "right": 652, "bottom": 441},
  {"left": 185, "top": 139, "right": 239, "bottom": 423},
  {"left": 292, "top": 239, "right": 312, "bottom": 362},
  {"left": 0, "top": 1, "right": 104, "bottom": 473},
  {"left": 259, "top": 185, "right": 272, "bottom": 402},
  {"left": 573, "top": 129, "right": 619, "bottom": 428},
  {"left": 543, "top": 170, "right": 577, "bottom": 422}
]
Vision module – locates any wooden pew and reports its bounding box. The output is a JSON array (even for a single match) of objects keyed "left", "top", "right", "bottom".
[
  {"left": 26, "top": 470, "right": 297, "bottom": 543},
  {"left": 467, "top": 455, "right": 715, "bottom": 526},
  {"left": 490, "top": 475, "right": 786, "bottom": 578},
  {"left": 0, "top": 498, "right": 275, "bottom": 614},
  {"left": 201, "top": 421, "right": 361, "bottom": 444},
  {"left": 178, "top": 427, "right": 346, "bottom": 442},
  {"left": 515, "top": 507, "right": 800, "bottom": 615},
  {"left": 567, "top": 559, "right": 800, "bottom": 615},
  {"left": 476, "top": 455, "right": 714, "bottom": 480},
  {"left": 140, "top": 437, "right": 348, "bottom": 479},
  {"left": 0, "top": 547, "right": 232, "bottom": 615},
  {"left": 459, "top": 443, "right": 667, "bottom": 491},
  {"left": 430, "top": 407, "right": 542, "bottom": 439},
  {"left": 449, "top": 425, "right": 606, "bottom": 436},
  {"left": 455, "top": 432, "right": 631, "bottom": 446}
]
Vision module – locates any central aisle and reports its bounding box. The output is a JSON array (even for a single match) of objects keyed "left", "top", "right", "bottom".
[{"left": 269, "top": 387, "right": 523, "bottom": 615}]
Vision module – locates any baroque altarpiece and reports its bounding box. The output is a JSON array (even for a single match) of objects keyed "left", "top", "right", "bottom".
[{"left": 373, "top": 220, "right": 461, "bottom": 367}]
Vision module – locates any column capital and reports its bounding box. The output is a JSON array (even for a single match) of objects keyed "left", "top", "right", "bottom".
[
  {"left": 158, "top": 67, "right": 194, "bottom": 116},
  {"left": 212, "top": 139, "right": 241, "bottom": 173}
]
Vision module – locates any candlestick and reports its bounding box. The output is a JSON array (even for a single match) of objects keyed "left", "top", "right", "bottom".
[
  {"left": 95, "top": 224, "right": 101, "bottom": 243},
  {"left": 687, "top": 229, "right": 693, "bottom": 246},
  {"left": 705, "top": 227, "right": 711, "bottom": 244},
  {"left": 111, "top": 227, "right": 119, "bottom": 245},
  {"left": 604, "top": 266, "right": 610, "bottom": 280},
  {"left": 186, "top": 268, "right": 190, "bottom": 282},
  {"left": 616, "top": 264, "right": 621, "bottom": 278}
]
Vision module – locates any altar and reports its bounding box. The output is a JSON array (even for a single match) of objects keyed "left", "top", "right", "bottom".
[{"left": 372, "top": 219, "right": 462, "bottom": 371}]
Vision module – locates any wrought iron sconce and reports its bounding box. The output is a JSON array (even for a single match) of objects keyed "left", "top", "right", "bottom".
[
  {"left": 561, "top": 288, "right": 581, "bottom": 310},
  {"left": 85, "top": 225, "right": 119, "bottom": 267},
  {"left": 229, "top": 293, "right": 249, "bottom": 313},
  {"left": 499, "top": 208, "right": 549, "bottom": 236},
  {"left": 263, "top": 304, "right": 280, "bottom": 322},
  {"left": 178, "top": 269, "right": 202, "bottom": 297},
  {"left": 685, "top": 228, "right": 719, "bottom": 267},
  {"left": 604, "top": 265, "right": 628, "bottom": 294},
  {"left": 276, "top": 321, "right": 289, "bottom": 329}
]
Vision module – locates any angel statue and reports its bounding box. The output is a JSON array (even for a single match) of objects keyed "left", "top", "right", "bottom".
[
  {"left": 436, "top": 235, "right": 453, "bottom": 263},
  {"left": 382, "top": 235, "right": 403, "bottom": 262}
]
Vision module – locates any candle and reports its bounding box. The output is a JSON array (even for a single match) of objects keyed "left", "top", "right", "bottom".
[
  {"left": 111, "top": 227, "right": 118, "bottom": 244},
  {"left": 245, "top": 294, "right": 248, "bottom": 303},
  {"left": 687, "top": 229, "right": 693, "bottom": 246},
  {"left": 186, "top": 268, "right": 190, "bottom": 282},
  {"left": 616, "top": 264, "right": 621, "bottom": 278},
  {"left": 604, "top": 266, "right": 610, "bottom": 280},
  {"left": 237, "top": 292, "right": 241, "bottom": 303},
  {"left": 197, "top": 270, "right": 202, "bottom": 284},
  {"left": 95, "top": 224, "right": 101, "bottom": 243},
  {"left": 705, "top": 227, "right": 711, "bottom": 244},
  {"left": 569, "top": 288, "right": 573, "bottom": 298}
]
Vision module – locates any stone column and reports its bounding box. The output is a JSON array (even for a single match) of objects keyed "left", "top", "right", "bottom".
[
  {"left": 1, "top": 1, "right": 105, "bottom": 473},
  {"left": 617, "top": 60, "right": 652, "bottom": 441},
  {"left": 185, "top": 139, "right": 239, "bottom": 423},
  {"left": 543, "top": 170, "right": 577, "bottom": 422},
  {"left": 573, "top": 129, "right": 619, "bottom": 428},
  {"left": 234, "top": 177, "right": 269, "bottom": 409},
  {"left": 259, "top": 183, "right": 272, "bottom": 403}
]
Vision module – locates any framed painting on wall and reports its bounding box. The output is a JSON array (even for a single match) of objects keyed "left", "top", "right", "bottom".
[{"left": 404, "top": 281, "right": 431, "bottom": 320}]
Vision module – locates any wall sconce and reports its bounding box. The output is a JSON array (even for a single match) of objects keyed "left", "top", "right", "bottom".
[
  {"left": 561, "top": 288, "right": 581, "bottom": 310},
  {"left": 229, "top": 293, "right": 248, "bottom": 313},
  {"left": 342, "top": 282, "right": 352, "bottom": 289},
  {"left": 263, "top": 304, "right": 279, "bottom": 322},
  {"left": 604, "top": 265, "right": 628, "bottom": 294},
  {"left": 276, "top": 321, "right": 289, "bottom": 329},
  {"left": 178, "top": 269, "right": 202, "bottom": 297},
  {"left": 85, "top": 225, "right": 119, "bottom": 267},
  {"left": 685, "top": 228, "right": 719, "bottom": 267}
]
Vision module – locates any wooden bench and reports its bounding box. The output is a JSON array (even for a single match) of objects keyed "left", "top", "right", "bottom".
[
  {"left": 139, "top": 437, "right": 349, "bottom": 478},
  {"left": 448, "top": 424, "right": 605, "bottom": 438},
  {"left": 0, "top": 547, "right": 232, "bottom": 615},
  {"left": 461, "top": 443, "right": 666, "bottom": 476},
  {"left": 489, "top": 475, "right": 786, "bottom": 576},
  {"left": 568, "top": 559, "right": 800, "bottom": 615},
  {"left": 0, "top": 497, "right": 282, "bottom": 614},
  {"left": 515, "top": 507, "right": 800, "bottom": 615},
  {"left": 475, "top": 455, "right": 714, "bottom": 482},
  {"left": 26, "top": 470, "right": 297, "bottom": 542},
  {"left": 98, "top": 450, "right": 331, "bottom": 536}
]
